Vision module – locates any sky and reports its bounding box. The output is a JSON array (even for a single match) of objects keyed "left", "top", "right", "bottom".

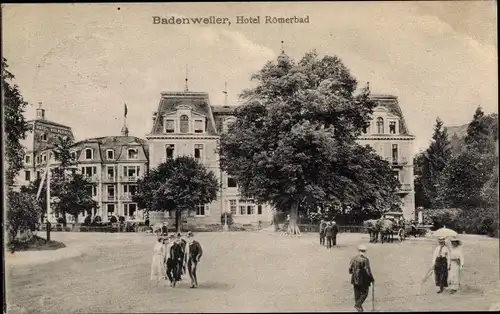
[{"left": 3, "top": 2, "right": 497, "bottom": 154}]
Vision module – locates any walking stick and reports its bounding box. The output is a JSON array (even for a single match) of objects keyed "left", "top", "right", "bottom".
[{"left": 372, "top": 282, "right": 375, "bottom": 311}]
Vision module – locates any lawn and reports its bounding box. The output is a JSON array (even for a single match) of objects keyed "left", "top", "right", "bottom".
[{"left": 5, "top": 231, "right": 500, "bottom": 313}]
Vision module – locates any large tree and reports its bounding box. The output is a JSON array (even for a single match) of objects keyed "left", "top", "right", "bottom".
[
  {"left": 464, "top": 106, "right": 495, "bottom": 154},
  {"left": 6, "top": 190, "right": 42, "bottom": 242},
  {"left": 50, "top": 136, "right": 98, "bottom": 225},
  {"left": 3, "top": 58, "right": 30, "bottom": 187},
  {"left": 133, "top": 156, "right": 219, "bottom": 232},
  {"left": 414, "top": 118, "right": 452, "bottom": 209},
  {"left": 219, "top": 51, "right": 401, "bottom": 235}
]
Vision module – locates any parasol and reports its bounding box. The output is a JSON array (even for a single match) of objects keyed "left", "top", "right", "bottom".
[{"left": 433, "top": 226, "right": 458, "bottom": 238}]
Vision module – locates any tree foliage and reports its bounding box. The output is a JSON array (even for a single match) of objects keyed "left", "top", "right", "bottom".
[
  {"left": 133, "top": 156, "right": 219, "bottom": 232},
  {"left": 3, "top": 58, "right": 30, "bottom": 187},
  {"left": 6, "top": 190, "right": 42, "bottom": 242},
  {"left": 414, "top": 118, "right": 452, "bottom": 209},
  {"left": 219, "top": 50, "right": 401, "bottom": 235}
]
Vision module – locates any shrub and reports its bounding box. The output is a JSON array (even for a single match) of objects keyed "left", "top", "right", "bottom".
[
  {"left": 220, "top": 213, "right": 234, "bottom": 226},
  {"left": 109, "top": 216, "right": 118, "bottom": 223},
  {"left": 119, "top": 216, "right": 125, "bottom": 223},
  {"left": 83, "top": 215, "right": 92, "bottom": 226},
  {"left": 425, "top": 208, "right": 462, "bottom": 231},
  {"left": 57, "top": 217, "right": 66, "bottom": 224},
  {"left": 94, "top": 215, "right": 102, "bottom": 223}
]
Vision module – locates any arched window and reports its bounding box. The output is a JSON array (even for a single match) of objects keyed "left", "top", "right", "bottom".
[
  {"left": 376, "top": 117, "right": 384, "bottom": 134},
  {"left": 180, "top": 115, "right": 189, "bottom": 133},
  {"left": 85, "top": 148, "right": 93, "bottom": 160}
]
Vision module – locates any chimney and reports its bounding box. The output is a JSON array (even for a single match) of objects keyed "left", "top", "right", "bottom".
[{"left": 36, "top": 102, "right": 46, "bottom": 120}]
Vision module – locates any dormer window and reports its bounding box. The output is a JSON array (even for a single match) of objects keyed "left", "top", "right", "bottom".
[
  {"left": 180, "top": 115, "right": 189, "bottom": 133},
  {"left": 376, "top": 117, "right": 384, "bottom": 134},
  {"left": 128, "top": 148, "right": 138, "bottom": 160},
  {"left": 389, "top": 121, "right": 397, "bottom": 134},
  {"left": 42, "top": 154, "right": 47, "bottom": 162},
  {"left": 165, "top": 119, "right": 175, "bottom": 133},
  {"left": 85, "top": 148, "right": 93, "bottom": 160},
  {"left": 194, "top": 120, "right": 204, "bottom": 133},
  {"left": 106, "top": 149, "right": 114, "bottom": 160},
  {"left": 41, "top": 133, "right": 48, "bottom": 141}
]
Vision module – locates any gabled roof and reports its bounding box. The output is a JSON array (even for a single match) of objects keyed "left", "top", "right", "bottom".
[
  {"left": 369, "top": 94, "right": 411, "bottom": 135},
  {"left": 150, "top": 91, "right": 218, "bottom": 135}
]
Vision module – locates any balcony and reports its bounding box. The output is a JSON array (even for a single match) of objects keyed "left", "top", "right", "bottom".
[
  {"left": 120, "top": 193, "right": 134, "bottom": 201},
  {"left": 106, "top": 195, "right": 117, "bottom": 201},
  {"left": 386, "top": 157, "right": 408, "bottom": 167},
  {"left": 119, "top": 175, "right": 138, "bottom": 182},
  {"left": 84, "top": 175, "right": 99, "bottom": 183},
  {"left": 397, "top": 184, "right": 412, "bottom": 193},
  {"left": 103, "top": 175, "right": 116, "bottom": 183}
]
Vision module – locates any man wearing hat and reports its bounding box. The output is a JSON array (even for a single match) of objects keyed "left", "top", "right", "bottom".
[
  {"left": 186, "top": 231, "right": 203, "bottom": 288},
  {"left": 349, "top": 244, "right": 375, "bottom": 312},
  {"left": 324, "top": 222, "right": 334, "bottom": 249},
  {"left": 431, "top": 236, "right": 451, "bottom": 293}
]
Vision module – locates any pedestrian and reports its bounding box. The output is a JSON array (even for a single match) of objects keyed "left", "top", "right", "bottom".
[
  {"left": 319, "top": 220, "right": 326, "bottom": 246},
  {"left": 186, "top": 231, "right": 203, "bottom": 288},
  {"left": 448, "top": 237, "right": 464, "bottom": 293},
  {"left": 349, "top": 244, "right": 375, "bottom": 312},
  {"left": 324, "top": 222, "right": 334, "bottom": 249},
  {"left": 431, "top": 236, "right": 451, "bottom": 293},
  {"left": 332, "top": 221, "right": 339, "bottom": 246},
  {"left": 165, "top": 234, "right": 177, "bottom": 286},
  {"left": 150, "top": 237, "right": 166, "bottom": 285}
]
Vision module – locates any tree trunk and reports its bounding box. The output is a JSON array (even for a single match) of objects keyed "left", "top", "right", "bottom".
[
  {"left": 287, "top": 201, "right": 301, "bottom": 236},
  {"left": 175, "top": 209, "right": 181, "bottom": 233}
]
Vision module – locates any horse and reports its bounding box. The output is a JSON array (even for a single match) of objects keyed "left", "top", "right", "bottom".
[
  {"left": 363, "top": 219, "right": 380, "bottom": 243},
  {"left": 377, "top": 219, "right": 395, "bottom": 243}
]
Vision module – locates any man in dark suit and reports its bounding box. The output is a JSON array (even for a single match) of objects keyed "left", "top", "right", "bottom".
[
  {"left": 332, "top": 221, "right": 339, "bottom": 246},
  {"left": 319, "top": 220, "right": 326, "bottom": 246},
  {"left": 349, "top": 245, "right": 375, "bottom": 312},
  {"left": 324, "top": 222, "right": 334, "bottom": 249},
  {"left": 186, "top": 231, "right": 203, "bottom": 288}
]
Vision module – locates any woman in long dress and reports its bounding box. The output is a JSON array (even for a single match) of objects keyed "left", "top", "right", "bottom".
[
  {"left": 448, "top": 237, "right": 464, "bottom": 293},
  {"left": 150, "top": 237, "right": 166, "bottom": 284}
]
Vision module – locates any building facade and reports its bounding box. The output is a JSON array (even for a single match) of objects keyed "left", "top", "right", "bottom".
[
  {"left": 357, "top": 95, "right": 416, "bottom": 220},
  {"left": 146, "top": 91, "right": 274, "bottom": 226}
]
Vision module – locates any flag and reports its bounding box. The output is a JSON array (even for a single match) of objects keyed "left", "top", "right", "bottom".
[{"left": 124, "top": 103, "right": 128, "bottom": 118}]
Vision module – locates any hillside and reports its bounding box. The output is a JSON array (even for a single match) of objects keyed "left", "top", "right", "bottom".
[{"left": 445, "top": 113, "right": 498, "bottom": 155}]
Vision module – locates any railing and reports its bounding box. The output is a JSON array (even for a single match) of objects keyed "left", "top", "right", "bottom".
[
  {"left": 119, "top": 194, "right": 133, "bottom": 201},
  {"left": 398, "top": 183, "right": 412, "bottom": 191},
  {"left": 107, "top": 195, "right": 116, "bottom": 201},
  {"left": 119, "top": 176, "right": 138, "bottom": 182},
  {"left": 84, "top": 175, "right": 99, "bottom": 182},
  {"left": 102, "top": 176, "right": 116, "bottom": 183},
  {"left": 296, "top": 224, "right": 367, "bottom": 233}
]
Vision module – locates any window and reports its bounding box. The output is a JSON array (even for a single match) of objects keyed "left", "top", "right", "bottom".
[
  {"left": 229, "top": 200, "right": 237, "bottom": 215},
  {"left": 107, "top": 185, "right": 115, "bottom": 200},
  {"left": 165, "top": 119, "right": 175, "bottom": 133},
  {"left": 258, "top": 205, "right": 263, "bottom": 215},
  {"left": 106, "top": 149, "right": 114, "bottom": 160},
  {"left": 86, "top": 185, "right": 97, "bottom": 196},
  {"left": 25, "top": 155, "right": 31, "bottom": 164},
  {"left": 195, "top": 204, "right": 210, "bottom": 216},
  {"left": 247, "top": 205, "right": 255, "bottom": 215},
  {"left": 41, "top": 133, "right": 48, "bottom": 141},
  {"left": 194, "top": 144, "right": 203, "bottom": 161},
  {"left": 42, "top": 154, "right": 47, "bottom": 162},
  {"left": 392, "top": 144, "right": 399, "bottom": 163},
  {"left": 123, "top": 184, "right": 137, "bottom": 197},
  {"left": 389, "top": 121, "right": 397, "bottom": 134},
  {"left": 85, "top": 148, "right": 93, "bottom": 160},
  {"left": 194, "top": 120, "right": 204, "bottom": 133},
  {"left": 107, "top": 204, "right": 115, "bottom": 215},
  {"left": 107, "top": 166, "right": 115, "bottom": 179},
  {"left": 81, "top": 166, "right": 96, "bottom": 177},
  {"left": 124, "top": 203, "right": 137, "bottom": 217},
  {"left": 376, "top": 117, "right": 384, "bottom": 134},
  {"left": 25, "top": 170, "right": 31, "bottom": 181},
  {"left": 127, "top": 148, "right": 138, "bottom": 160},
  {"left": 166, "top": 144, "right": 175, "bottom": 159},
  {"left": 36, "top": 156, "right": 41, "bottom": 164},
  {"left": 36, "top": 171, "right": 41, "bottom": 180},
  {"left": 123, "top": 166, "right": 140, "bottom": 179},
  {"left": 180, "top": 115, "right": 189, "bottom": 133},
  {"left": 240, "top": 204, "right": 246, "bottom": 215},
  {"left": 362, "top": 123, "right": 370, "bottom": 134},
  {"left": 227, "top": 176, "right": 237, "bottom": 188}
]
